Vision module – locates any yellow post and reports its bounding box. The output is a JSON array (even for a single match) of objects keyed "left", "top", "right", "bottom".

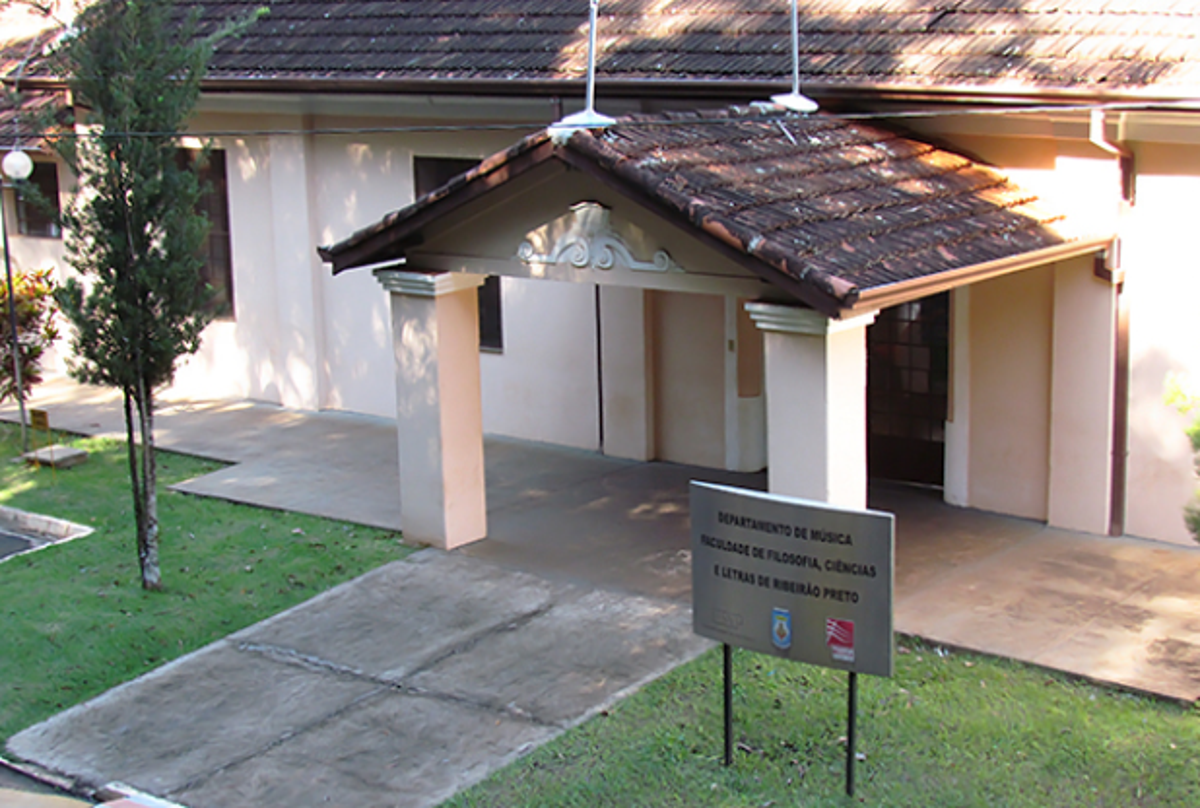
[{"left": 28, "top": 408, "right": 54, "bottom": 479}]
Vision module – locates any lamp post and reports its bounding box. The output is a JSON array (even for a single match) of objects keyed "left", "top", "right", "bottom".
[{"left": 1, "top": 147, "right": 34, "bottom": 454}]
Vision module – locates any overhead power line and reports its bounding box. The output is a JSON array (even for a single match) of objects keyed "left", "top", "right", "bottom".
[{"left": 2, "top": 98, "right": 1190, "bottom": 145}]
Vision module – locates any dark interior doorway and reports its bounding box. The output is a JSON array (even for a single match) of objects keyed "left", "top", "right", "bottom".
[{"left": 867, "top": 293, "right": 949, "bottom": 486}]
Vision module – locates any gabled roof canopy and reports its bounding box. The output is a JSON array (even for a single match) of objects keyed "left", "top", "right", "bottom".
[{"left": 320, "top": 105, "right": 1105, "bottom": 318}]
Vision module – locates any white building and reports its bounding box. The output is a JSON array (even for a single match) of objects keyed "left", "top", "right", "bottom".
[{"left": 4, "top": 1, "right": 1200, "bottom": 548}]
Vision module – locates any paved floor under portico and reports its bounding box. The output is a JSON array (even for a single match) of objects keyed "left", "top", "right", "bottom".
[
  {"left": 4, "top": 376, "right": 1200, "bottom": 702},
  {"left": 3, "top": 378, "right": 1200, "bottom": 806}
]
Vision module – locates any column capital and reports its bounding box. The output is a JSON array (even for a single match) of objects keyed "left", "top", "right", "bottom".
[
  {"left": 745, "top": 302, "right": 877, "bottom": 336},
  {"left": 374, "top": 269, "right": 485, "bottom": 298}
]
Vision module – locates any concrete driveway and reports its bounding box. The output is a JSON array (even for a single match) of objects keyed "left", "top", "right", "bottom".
[
  {"left": 3, "top": 378, "right": 1200, "bottom": 808},
  {"left": 7, "top": 552, "right": 709, "bottom": 808}
]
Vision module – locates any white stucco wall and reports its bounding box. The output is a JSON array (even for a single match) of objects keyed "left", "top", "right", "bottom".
[
  {"left": 1121, "top": 141, "right": 1200, "bottom": 545},
  {"left": 310, "top": 132, "right": 409, "bottom": 417},
  {"left": 652, "top": 290, "right": 726, "bottom": 468},
  {"left": 480, "top": 277, "right": 600, "bottom": 450},
  {"left": 169, "top": 110, "right": 529, "bottom": 417},
  {"left": 170, "top": 121, "right": 294, "bottom": 404},
  {"left": 931, "top": 121, "right": 1200, "bottom": 545},
  {"left": 25, "top": 97, "right": 1200, "bottom": 548},
  {"left": 599, "top": 285, "right": 654, "bottom": 461},
  {"left": 1047, "top": 256, "right": 1117, "bottom": 535},
  {"left": 315, "top": 128, "right": 522, "bottom": 418},
  {"left": 968, "top": 266, "right": 1054, "bottom": 521}
]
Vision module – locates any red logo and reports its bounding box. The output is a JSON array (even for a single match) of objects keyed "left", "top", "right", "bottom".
[{"left": 825, "top": 618, "right": 855, "bottom": 663}]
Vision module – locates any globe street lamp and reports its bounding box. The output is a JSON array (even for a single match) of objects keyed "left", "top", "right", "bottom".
[{"left": 1, "top": 147, "right": 34, "bottom": 454}]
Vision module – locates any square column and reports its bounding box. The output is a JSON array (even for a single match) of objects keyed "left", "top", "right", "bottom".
[
  {"left": 746, "top": 303, "right": 877, "bottom": 509},
  {"left": 376, "top": 269, "right": 487, "bottom": 549},
  {"left": 1047, "top": 257, "right": 1118, "bottom": 534},
  {"left": 944, "top": 287, "right": 972, "bottom": 507}
]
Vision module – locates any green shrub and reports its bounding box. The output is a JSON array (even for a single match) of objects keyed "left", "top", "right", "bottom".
[{"left": 1166, "top": 374, "right": 1200, "bottom": 543}]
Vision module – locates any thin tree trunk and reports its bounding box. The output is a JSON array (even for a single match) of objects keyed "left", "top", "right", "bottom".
[
  {"left": 122, "top": 386, "right": 147, "bottom": 556},
  {"left": 135, "top": 379, "right": 161, "bottom": 591}
]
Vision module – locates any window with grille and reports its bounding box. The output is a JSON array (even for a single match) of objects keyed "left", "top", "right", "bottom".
[
  {"left": 16, "top": 162, "right": 61, "bottom": 239},
  {"left": 178, "top": 148, "right": 234, "bottom": 318}
]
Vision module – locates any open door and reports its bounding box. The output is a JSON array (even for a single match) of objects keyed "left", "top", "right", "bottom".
[{"left": 867, "top": 293, "right": 949, "bottom": 486}]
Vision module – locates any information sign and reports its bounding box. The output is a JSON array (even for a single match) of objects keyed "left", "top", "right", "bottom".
[{"left": 691, "top": 482, "right": 895, "bottom": 677}]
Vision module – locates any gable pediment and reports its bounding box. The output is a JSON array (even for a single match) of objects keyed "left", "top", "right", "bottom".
[
  {"left": 408, "top": 182, "right": 773, "bottom": 297},
  {"left": 517, "top": 202, "right": 683, "bottom": 276}
]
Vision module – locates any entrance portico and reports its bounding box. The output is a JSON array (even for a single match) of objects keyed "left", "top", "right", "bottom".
[
  {"left": 320, "top": 105, "right": 1113, "bottom": 550},
  {"left": 370, "top": 197, "right": 778, "bottom": 547}
]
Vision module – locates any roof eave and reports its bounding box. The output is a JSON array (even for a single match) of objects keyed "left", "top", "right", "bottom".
[
  {"left": 16, "top": 71, "right": 1200, "bottom": 113},
  {"left": 194, "top": 75, "right": 1200, "bottom": 109},
  {"left": 845, "top": 235, "right": 1115, "bottom": 316}
]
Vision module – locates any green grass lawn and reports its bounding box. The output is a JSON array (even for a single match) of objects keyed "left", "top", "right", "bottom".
[
  {"left": 448, "top": 642, "right": 1200, "bottom": 806},
  {"left": 0, "top": 424, "right": 411, "bottom": 743}
]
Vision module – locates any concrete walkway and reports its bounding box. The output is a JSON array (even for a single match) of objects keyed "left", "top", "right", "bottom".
[{"left": 3, "top": 378, "right": 1200, "bottom": 808}]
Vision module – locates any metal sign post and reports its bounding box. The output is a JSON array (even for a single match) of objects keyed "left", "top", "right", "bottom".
[
  {"left": 847, "top": 671, "right": 857, "bottom": 795},
  {"left": 690, "top": 482, "right": 894, "bottom": 797},
  {"left": 723, "top": 643, "right": 733, "bottom": 767}
]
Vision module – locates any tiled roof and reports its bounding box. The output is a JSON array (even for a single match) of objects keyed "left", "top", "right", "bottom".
[
  {"left": 0, "top": 7, "right": 64, "bottom": 151},
  {"left": 11, "top": 2, "right": 1200, "bottom": 99},
  {"left": 322, "top": 106, "right": 1094, "bottom": 315},
  {"left": 0, "top": 89, "right": 61, "bottom": 151},
  {"left": 180, "top": 0, "right": 1200, "bottom": 98}
]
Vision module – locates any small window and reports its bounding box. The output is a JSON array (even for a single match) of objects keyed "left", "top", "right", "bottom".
[
  {"left": 478, "top": 275, "right": 503, "bottom": 351},
  {"left": 16, "top": 162, "right": 61, "bottom": 238},
  {"left": 413, "top": 156, "right": 477, "bottom": 200},
  {"left": 180, "top": 148, "right": 234, "bottom": 318},
  {"left": 413, "top": 156, "right": 502, "bottom": 352}
]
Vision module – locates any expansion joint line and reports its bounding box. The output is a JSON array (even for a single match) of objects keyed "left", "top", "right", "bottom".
[
  {"left": 402, "top": 600, "right": 558, "bottom": 679},
  {"left": 235, "top": 641, "right": 391, "bottom": 686},
  {"left": 164, "top": 685, "right": 389, "bottom": 799},
  {"left": 223, "top": 601, "right": 564, "bottom": 739}
]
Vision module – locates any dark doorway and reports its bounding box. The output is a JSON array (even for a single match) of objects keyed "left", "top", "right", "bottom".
[{"left": 867, "top": 293, "right": 949, "bottom": 486}]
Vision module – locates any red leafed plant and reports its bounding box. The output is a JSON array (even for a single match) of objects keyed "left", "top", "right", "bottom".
[{"left": 0, "top": 267, "right": 59, "bottom": 403}]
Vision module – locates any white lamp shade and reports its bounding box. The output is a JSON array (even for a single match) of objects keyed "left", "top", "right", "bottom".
[{"left": 2, "top": 149, "right": 34, "bottom": 182}]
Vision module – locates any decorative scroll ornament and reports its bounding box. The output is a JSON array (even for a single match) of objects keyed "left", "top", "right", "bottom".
[{"left": 517, "top": 202, "right": 682, "bottom": 273}]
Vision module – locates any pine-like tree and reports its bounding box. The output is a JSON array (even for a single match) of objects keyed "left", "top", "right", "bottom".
[{"left": 49, "top": 0, "right": 259, "bottom": 589}]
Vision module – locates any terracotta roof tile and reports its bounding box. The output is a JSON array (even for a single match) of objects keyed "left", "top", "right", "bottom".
[
  {"left": 1, "top": 5, "right": 64, "bottom": 151},
  {"left": 157, "top": 1, "right": 1200, "bottom": 97},
  {"left": 0, "top": 89, "right": 61, "bottom": 151},
  {"left": 12, "top": 1, "right": 1199, "bottom": 97},
  {"left": 323, "top": 105, "right": 1092, "bottom": 314}
]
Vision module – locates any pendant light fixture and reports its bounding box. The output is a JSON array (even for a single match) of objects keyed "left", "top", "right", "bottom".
[
  {"left": 771, "top": 0, "right": 819, "bottom": 113},
  {"left": 549, "top": 0, "right": 616, "bottom": 141}
]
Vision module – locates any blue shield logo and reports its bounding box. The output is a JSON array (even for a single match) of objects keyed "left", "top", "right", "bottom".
[{"left": 771, "top": 608, "right": 792, "bottom": 651}]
